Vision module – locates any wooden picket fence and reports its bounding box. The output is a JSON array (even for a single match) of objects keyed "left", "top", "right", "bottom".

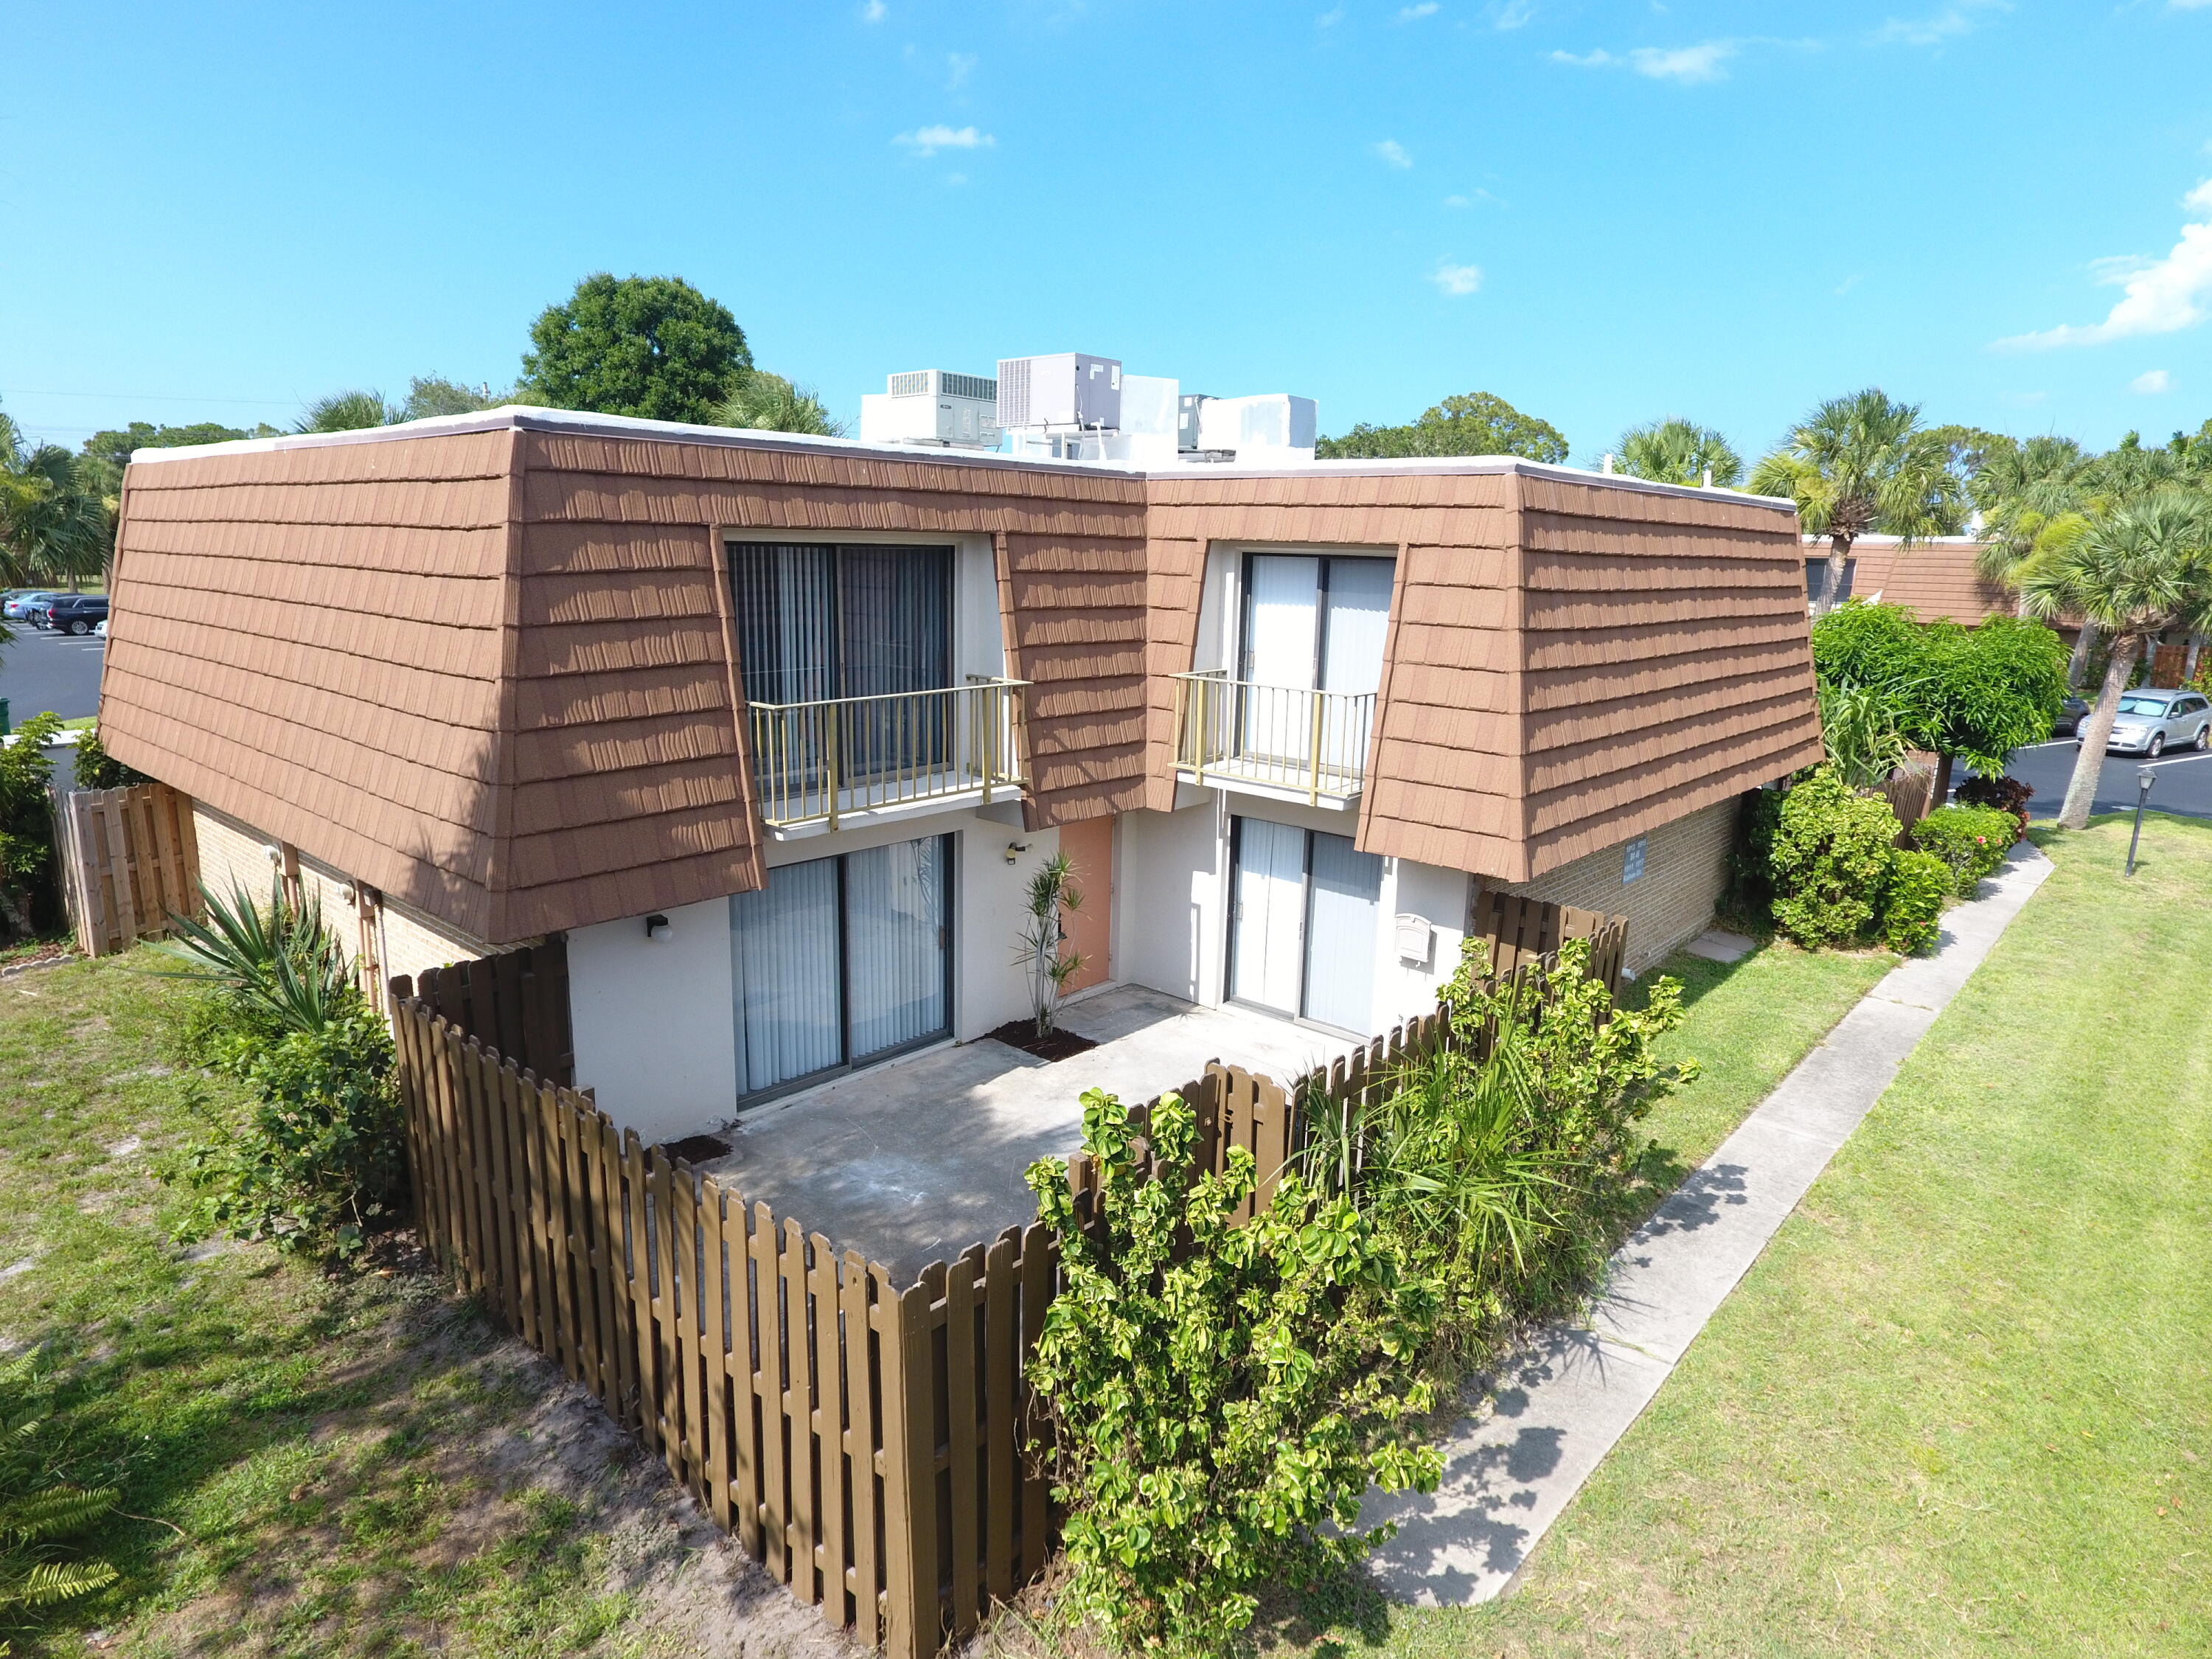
[
  {"left": 401, "top": 941, "right": 575, "bottom": 1087},
  {"left": 54, "top": 781, "right": 201, "bottom": 957},
  {"left": 389, "top": 901, "right": 1630, "bottom": 1657}
]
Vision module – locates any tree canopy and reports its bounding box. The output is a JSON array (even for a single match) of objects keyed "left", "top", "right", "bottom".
[
  {"left": 1, "top": 411, "right": 110, "bottom": 591},
  {"left": 1611, "top": 417, "right": 1742, "bottom": 487},
  {"left": 1811, "top": 602, "right": 2068, "bottom": 778},
  {"left": 1315, "top": 391, "right": 1567, "bottom": 464},
  {"left": 517, "top": 274, "right": 752, "bottom": 425}
]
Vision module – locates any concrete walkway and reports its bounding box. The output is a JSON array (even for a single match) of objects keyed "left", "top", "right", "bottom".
[{"left": 1360, "top": 843, "right": 2056, "bottom": 1605}]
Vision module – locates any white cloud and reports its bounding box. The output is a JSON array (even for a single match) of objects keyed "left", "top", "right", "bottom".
[
  {"left": 1997, "top": 179, "right": 2212, "bottom": 347},
  {"left": 1374, "top": 139, "right": 1413, "bottom": 169},
  {"left": 946, "top": 172, "right": 969, "bottom": 188},
  {"left": 2133, "top": 369, "right": 2173, "bottom": 394},
  {"left": 1444, "top": 187, "right": 1500, "bottom": 207},
  {"left": 1432, "top": 262, "right": 1484, "bottom": 296},
  {"left": 947, "top": 52, "right": 977, "bottom": 88},
  {"left": 894, "top": 124, "right": 995, "bottom": 156},
  {"left": 1834, "top": 272, "right": 1863, "bottom": 296},
  {"left": 1316, "top": 5, "right": 1345, "bottom": 22},
  {"left": 1553, "top": 41, "right": 1734, "bottom": 80},
  {"left": 1399, "top": 1, "right": 1440, "bottom": 17},
  {"left": 1629, "top": 41, "right": 1735, "bottom": 80},
  {"left": 1494, "top": 0, "right": 1537, "bottom": 24},
  {"left": 1873, "top": 0, "right": 2007, "bottom": 46},
  {"left": 2171, "top": 0, "right": 2212, "bottom": 10},
  {"left": 862, "top": 0, "right": 886, "bottom": 18}
]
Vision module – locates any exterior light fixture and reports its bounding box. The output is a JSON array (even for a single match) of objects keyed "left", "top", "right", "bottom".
[
  {"left": 645, "top": 913, "right": 672, "bottom": 941},
  {"left": 1005, "top": 841, "right": 1030, "bottom": 866},
  {"left": 2126, "top": 767, "right": 2154, "bottom": 877}
]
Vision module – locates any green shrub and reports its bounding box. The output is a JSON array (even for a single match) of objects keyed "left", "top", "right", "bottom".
[
  {"left": 1955, "top": 774, "right": 2033, "bottom": 841},
  {"left": 0, "top": 709, "right": 65, "bottom": 940},
  {"left": 175, "top": 997, "right": 404, "bottom": 1261},
  {"left": 1881, "top": 850, "right": 1952, "bottom": 955},
  {"left": 1024, "top": 1090, "right": 1442, "bottom": 1657},
  {"left": 1316, "top": 936, "right": 1695, "bottom": 1343},
  {"left": 156, "top": 883, "right": 405, "bottom": 1262},
  {"left": 71, "top": 724, "right": 149, "bottom": 790},
  {"left": 1911, "top": 804, "right": 2016, "bottom": 895},
  {"left": 1767, "top": 766, "right": 1902, "bottom": 948}
]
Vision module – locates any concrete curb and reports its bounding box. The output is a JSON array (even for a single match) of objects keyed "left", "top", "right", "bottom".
[{"left": 1359, "top": 843, "right": 2057, "bottom": 1606}]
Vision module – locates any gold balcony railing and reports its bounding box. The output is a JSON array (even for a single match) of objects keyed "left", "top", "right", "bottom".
[
  {"left": 748, "top": 677, "right": 1030, "bottom": 830},
  {"left": 1172, "top": 671, "right": 1375, "bottom": 804}
]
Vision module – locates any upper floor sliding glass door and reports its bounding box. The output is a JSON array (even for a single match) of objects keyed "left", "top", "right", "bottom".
[{"left": 1236, "top": 553, "right": 1394, "bottom": 785}]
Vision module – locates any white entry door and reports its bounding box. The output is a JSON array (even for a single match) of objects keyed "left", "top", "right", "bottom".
[{"left": 1230, "top": 817, "right": 1307, "bottom": 1014}]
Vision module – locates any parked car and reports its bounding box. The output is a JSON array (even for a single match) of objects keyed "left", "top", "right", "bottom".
[
  {"left": 2085, "top": 689, "right": 2212, "bottom": 756},
  {"left": 92, "top": 617, "right": 107, "bottom": 638},
  {"left": 44, "top": 594, "right": 108, "bottom": 636},
  {"left": 2052, "top": 695, "right": 2090, "bottom": 737},
  {"left": 3, "top": 591, "right": 58, "bottom": 623},
  {"left": 18, "top": 595, "right": 60, "bottom": 629}
]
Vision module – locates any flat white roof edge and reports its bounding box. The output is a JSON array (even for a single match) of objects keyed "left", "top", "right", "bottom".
[{"left": 128, "top": 404, "right": 1796, "bottom": 512}]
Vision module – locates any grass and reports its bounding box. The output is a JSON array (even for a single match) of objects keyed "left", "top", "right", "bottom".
[
  {"left": 1276, "top": 814, "right": 2212, "bottom": 1656},
  {"left": 0, "top": 950, "right": 832, "bottom": 1658}
]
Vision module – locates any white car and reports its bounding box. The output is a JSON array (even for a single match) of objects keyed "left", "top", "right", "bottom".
[
  {"left": 2095, "top": 689, "right": 2212, "bottom": 757},
  {"left": 92, "top": 618, "right": 107, "bottom": 638}
]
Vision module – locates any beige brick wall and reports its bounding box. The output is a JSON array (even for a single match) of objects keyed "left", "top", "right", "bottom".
[
  {"left": 1484, "top": 797, "right": 1736, "bottom": 975},
  {"left": 189, "top": 801, "right": 493, "bottom": 991}
]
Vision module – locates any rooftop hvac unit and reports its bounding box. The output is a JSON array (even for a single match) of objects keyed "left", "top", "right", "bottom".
[
  {"left": 995, "top": 353, "right": 1122, "bottom": 431},
  {"left": 858, "top": 369, "right": 1002, "bottom": 449},
  {"left": 1195, "top": 393, "right": 1318, "bottom": 455}
]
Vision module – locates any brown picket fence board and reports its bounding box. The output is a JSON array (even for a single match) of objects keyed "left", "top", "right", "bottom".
[{"left": 53, "top": 781, "right": 203, "bottom": 958}]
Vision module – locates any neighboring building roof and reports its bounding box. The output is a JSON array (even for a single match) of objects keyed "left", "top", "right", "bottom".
[
  {"left": 1819, "top": 535, "right": 2014, "bottom": 625},
  {"left": 106, "top": 408, "right": 1819, "bottom": 943}
]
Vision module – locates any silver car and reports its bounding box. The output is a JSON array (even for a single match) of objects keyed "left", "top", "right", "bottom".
[{"left": 2095, "top": 689, "right": 2212, "bottom": 757}]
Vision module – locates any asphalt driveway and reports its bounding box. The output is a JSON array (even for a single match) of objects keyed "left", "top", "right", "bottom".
[
  {"left": 2006, "top": 736, "right": 2212, "bottom": 821},
  {"left": 0, "top": 626, "right": 105, "bottom": 723}
]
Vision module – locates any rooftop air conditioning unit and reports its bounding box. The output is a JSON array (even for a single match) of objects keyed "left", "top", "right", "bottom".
[
  {"left": 995, "top": 353, "right": 1121, "bottom": 431},
  {"left": 858, "top": 369, "right": 1001, "bottom": 448}
]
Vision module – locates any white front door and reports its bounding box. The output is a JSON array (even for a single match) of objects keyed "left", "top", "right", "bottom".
[{"left": 1230, "top": 817, "right": 1307, "bottom": 1014}]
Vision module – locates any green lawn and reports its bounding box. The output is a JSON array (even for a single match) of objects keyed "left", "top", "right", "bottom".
[
  {"left": 1286, "top": 815, "right": 2212, "bottom": 1657},
  {"left": 0, "top": 954, "right": 812, "bottom": 1658}
]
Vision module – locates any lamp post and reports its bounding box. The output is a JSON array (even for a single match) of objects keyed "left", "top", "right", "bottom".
[{"left": 2126, "top": 765, "right": 2154, "bottom": 877}]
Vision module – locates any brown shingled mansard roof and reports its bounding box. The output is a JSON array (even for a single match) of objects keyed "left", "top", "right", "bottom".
[{"left": 102, "top": 408, "right": 1823, "bottom": 945}]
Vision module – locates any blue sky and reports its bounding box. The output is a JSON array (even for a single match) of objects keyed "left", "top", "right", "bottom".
[{"left": 5, "top": 1, "right": 2211, "bottom": 464}]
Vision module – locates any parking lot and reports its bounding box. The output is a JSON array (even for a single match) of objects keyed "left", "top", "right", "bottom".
[
  {"left": 2008, "top": 736, "right": 2212, "bottom": 822},
  {"left": 0, "top": 625, "right": 105, "bottom": 722}
]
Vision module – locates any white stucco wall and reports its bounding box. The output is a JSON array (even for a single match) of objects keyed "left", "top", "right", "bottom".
[
  {"left": 565, "top": 807, "right": 1064, "bottom": 1140},
  {"left": 1374, "top": 856, "right": 1472, "bottom": 1028},
  {"left": 566, "top": 894, "right": 738, "bottom": 1144},
  {"left": 1117, "top": 790, "right": 1230, "bottom": 1004}
]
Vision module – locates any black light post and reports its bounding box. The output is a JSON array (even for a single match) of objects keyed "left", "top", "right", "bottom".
[{"left": 2126, "top": 765, "right": 2154, "bottom": 877}]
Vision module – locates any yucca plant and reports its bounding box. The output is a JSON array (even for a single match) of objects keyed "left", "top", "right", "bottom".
[
  {"left": 1, "top": 1356, "right": 119, "bottom": 1644},
  {"left": 152, "top": 879, "right": 353, "bottom": 1037}
]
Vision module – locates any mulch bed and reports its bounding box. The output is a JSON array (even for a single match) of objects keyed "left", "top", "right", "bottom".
[
  {"left": 659, "top": 1133, "right": 733, "bottom": 1165},
  {"left": 983, "top": 1019, "right": 1101, "bottom": 1062}
]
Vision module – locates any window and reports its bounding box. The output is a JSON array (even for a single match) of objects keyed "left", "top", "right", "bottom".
[{"left": 729, "top": 833, "right": 953, "bottom": 1104}]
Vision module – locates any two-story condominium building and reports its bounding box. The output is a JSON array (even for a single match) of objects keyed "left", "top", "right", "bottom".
[{"left": 100, "top": 407, "right": 1823, "bottom": 1144}]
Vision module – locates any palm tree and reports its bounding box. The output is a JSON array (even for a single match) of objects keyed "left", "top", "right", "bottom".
[
  {"left": 1613, "top": 418, "right": 1742, "bottom": 487},
  {"left": 296, "top": 390, "right": 399, "bottom": 434},
  {"left": 0, "top": 417, "right": 110, "bottom": 591},
  {"left": 1972, "top": 435, "right": 2095, "bottom": 638},
  {"left": 2023, "top": 492, "right": 2212, "bottom": 829},
  {"left": 712, "top": 369, "right": 846, "bottom": 437},
  {"left": 1748, "top": 389, "right": 1966, "bottom": 616}
]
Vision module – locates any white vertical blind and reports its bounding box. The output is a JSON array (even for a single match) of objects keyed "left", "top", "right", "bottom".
[
  {"left": 1231, "top": 818, "right": 1306, "bottom": 1013},
  {"left": 730, "top": 858, "right": 843, "bottom": 1094},
  {"left": 846, "top": 835, "right": 950, "bottom": 1060},
  {"left": 1303, "top": 830, "right": 1383, "bottom": 1034},
  {"left": 1242, "top": 556, "right": 1321, "bottom": 765},
  {"left": 1320, "top": 558, "right": 1394, "bottom": 776}
]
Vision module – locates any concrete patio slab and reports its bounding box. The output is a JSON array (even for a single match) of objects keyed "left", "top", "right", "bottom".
[
  {"left": 1361, "top": 842, "right": 2056, "bottom": 1605},
  {"left": 696, "top": 984, "right": 1354, "bottom": 1281}
]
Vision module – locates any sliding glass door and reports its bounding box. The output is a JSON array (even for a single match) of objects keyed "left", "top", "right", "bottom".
[
  {"left": 730, "top": 833, "right": 953, "bottom": 1102},
  {"left": 1237, "top": 553, "right": 1394, "bottom": 776},
  {"left": 1227, "top": 818, "right": 1383, "bottom": 1036}
]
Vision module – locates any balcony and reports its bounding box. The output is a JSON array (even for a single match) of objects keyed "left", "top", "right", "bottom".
[
  {"left": 1172, "top": 670, "right": 1375, "bottom": 806},
  {"left": 747, "top": 676, "right": 1030, "bottom": 832}
]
